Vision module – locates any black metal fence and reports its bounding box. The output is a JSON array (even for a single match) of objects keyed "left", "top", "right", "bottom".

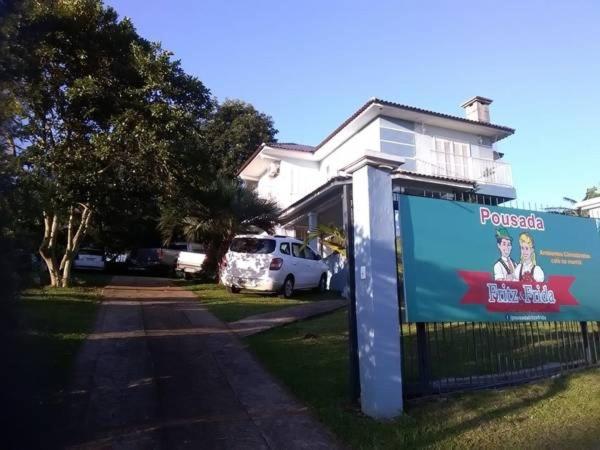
[
  {"left": 400, "top": 321, "right": 600, "bottom": 398},
  {"left": 392, "top": 191, "right": 600, "bottom": 399}
]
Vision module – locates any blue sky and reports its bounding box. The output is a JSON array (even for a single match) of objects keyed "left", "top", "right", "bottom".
[{"left": 106, "top": 0, "right": 600, "bottom": 206}]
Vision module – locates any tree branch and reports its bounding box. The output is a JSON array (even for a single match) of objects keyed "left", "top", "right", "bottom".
[{"left": 59, "top": 206, "right": 74, "bottom": 271}]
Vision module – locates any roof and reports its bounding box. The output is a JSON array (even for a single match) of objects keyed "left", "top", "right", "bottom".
[
  {"left": 279, "top": 176, "right": 351, "bottom": 220},
  {"left": 314, "top": 98, "right": 515, "bottom": 152},
  {"left": 267, "top": 142, "right": 315, "bottom": 152},
  {"left": 575, "top": 196, "right": 600, "bottom": 210},
  {"left": 395, "top": 170, "right": 476, "bottom": 186}
]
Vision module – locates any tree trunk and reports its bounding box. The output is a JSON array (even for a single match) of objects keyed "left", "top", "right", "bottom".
[
  {"left": 39, "top": 212, "right": 60, "bottom": 287},
  {"left": 202, "top": 232, "right": 236, "bottom": 284},
  {"left": 38, "top": 205, "right": 93, "bottom": 288},
  {"left": 202, "top": 240, "right": 220, "bottom": 282},
  {"left": 60, "top": 205, "right": 92, "bottom": 288}
]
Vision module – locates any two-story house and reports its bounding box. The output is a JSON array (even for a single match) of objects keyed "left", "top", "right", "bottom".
[
  {"left": 238, "top": 96, "right": 515, "bottom": 242},
  {"left": 239, "top": 97, "right": 520, "bottom": 418}
]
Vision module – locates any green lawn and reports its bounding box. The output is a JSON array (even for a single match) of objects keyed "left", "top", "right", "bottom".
[
  {"left": 3, "top": 273, "right": 104, "bottom": 450},
  {"left": 186, "top": 282, "right": 342, "bottom": 322},
  {"left": 247, "top": 309, "right": 600, "bottom": 449}
]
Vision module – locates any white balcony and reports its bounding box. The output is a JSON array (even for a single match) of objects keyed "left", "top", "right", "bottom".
[{"left": 415, "top": 150, "right": 513, "bottom": 187}]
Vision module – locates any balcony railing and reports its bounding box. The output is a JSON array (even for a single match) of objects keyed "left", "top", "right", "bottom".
[{"left": 414, "top": 150, "right": 513, "bottom": 186}]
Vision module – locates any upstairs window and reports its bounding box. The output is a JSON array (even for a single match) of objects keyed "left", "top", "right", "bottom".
[{"left": 433, "top": 138, "right": 471, "bottom": 179}]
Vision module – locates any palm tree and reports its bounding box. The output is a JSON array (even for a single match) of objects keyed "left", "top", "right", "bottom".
[
  {"left": 303, "top": 224, "right": 347, "bottom": 257},
  {"left": 160, "top": 179, "right": 280, "bottom": 277}
]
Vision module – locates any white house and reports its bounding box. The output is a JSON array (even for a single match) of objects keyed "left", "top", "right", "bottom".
[
  {"left": 239, "top": 96, "right": 516, "bottom": 239},
  {"left": 237, "top": 96, "right": 517, "bottom": 419}
]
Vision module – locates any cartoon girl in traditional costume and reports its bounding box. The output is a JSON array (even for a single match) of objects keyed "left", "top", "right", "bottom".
[{"left": 515, "top": 232, "right": 544, "bottom": 282}]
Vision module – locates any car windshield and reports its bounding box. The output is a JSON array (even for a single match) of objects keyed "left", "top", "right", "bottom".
[{"left": 229, "top": 238, "right": 276, "bottom": 254}]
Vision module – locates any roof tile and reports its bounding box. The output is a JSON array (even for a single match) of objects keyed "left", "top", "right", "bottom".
[{"left": 267, "top": 142, "right": 315, "bottom": 153}]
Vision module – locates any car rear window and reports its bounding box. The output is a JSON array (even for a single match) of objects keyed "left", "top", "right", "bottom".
[
  {"left": 79, "top": 249, "right": 104, "bottom": 256},
  {"left": 230, "top": 238, "right": 276, "bottom": 254},
  {"left": 168, "top": 243, "right": 189, "bottom": 251},
  {"left": 188, "top": 243, "right": 205, "bottom": 253}
]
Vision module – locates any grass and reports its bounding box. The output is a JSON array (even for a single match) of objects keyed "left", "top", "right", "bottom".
[
  {"left": 2, "top": 272, "right": 105, "bottom": 450},
  {"left": 186, "top": 282, "right": 342, "bottom": 322},
  {"left": 246, "top": 309, "right": 600, "bottom": 449}
]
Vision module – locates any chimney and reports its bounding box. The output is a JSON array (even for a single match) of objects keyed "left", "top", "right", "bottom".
[{"left": 461, "top": 96, "right": 493, "bottom": 123}]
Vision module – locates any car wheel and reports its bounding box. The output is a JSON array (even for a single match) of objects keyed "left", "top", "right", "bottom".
[
  {"left": 315, "top": 274, "right": 327, "bottom": 293},
  {"left": 280, "top": 276, "right": 294, "bottom": 299},
  {"left": 227, "top": 286, "right": 241, "bottom": 294}
]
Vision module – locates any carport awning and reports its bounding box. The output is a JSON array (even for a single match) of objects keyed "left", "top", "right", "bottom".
[
  {"left": 279, "top": 176, "right": 350, "bottom": 227},
  {"left": 278, "top": 171, "right": 476, "bottom": 227}
]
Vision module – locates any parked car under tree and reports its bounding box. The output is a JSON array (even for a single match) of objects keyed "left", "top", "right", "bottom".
[{"left": 73, "top": 248, "right": 106, "bottom": 271}]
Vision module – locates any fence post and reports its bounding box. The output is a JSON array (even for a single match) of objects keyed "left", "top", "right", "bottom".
[
  {"left": 581, "top": 322, "right": 592, "bottom": 364},
  {"left": 416, "top": 323, "right": 432, "bottom": 394}
]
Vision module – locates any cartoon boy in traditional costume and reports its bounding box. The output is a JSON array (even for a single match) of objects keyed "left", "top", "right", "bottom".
[{"left": 493, "top": 227, "right": 517, "bottom": 281}]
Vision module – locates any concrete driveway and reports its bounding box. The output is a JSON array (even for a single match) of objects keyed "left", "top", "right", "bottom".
[{"left": 66, "top": 276, "right": 342, "bottom": 449}]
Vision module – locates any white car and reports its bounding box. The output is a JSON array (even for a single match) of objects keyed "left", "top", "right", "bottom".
[
  {"left": 175, "top": 245, "right": 207, "bottom": 278},
  {"left": 220, "top": 235, "right": 328, "bottom": 298},
  {"left": 74, "top": 248, "right": 105, "bottom": 271}
]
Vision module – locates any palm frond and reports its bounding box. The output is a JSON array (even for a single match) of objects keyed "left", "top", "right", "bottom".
[{"left": 303, "top": 223, "right": 347, "bottom": 257}]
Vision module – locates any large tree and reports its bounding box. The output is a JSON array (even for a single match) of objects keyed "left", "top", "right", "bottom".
[
  {"left": 1, "top": 0, "right": 214, "bottom": 286},
  {"left": 205, "top": 99, "right": 278, "bottom": 177}
]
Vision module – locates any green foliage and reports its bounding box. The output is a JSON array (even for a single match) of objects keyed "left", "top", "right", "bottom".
[
  {"left": 303, "top": 224, "right": 347, "bottom": 257},
  {"left": 160, "top": 178, "right": 280, "bottom": 275},
  {"left": 204, "top": 99, "right": 277, "bottom": 177},
  {"left": 2, "top": 0, "right": 214, "bottom": 212},
  {"left": 0, "top": 0, "right": 216, "bottom": 284},
  {"left": 0, "top": 153, "right": 20, "bottom": 308},
  {"left": 584, "top": 186, "right": 600, "bottom": 200},
  {"left": 1, "top": 0, "right": 282, "bottom": 284}
]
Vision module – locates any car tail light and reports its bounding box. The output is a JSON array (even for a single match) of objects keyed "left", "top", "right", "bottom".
[{"left": 269, "top": 257, "right": 283, "bottom": 270}]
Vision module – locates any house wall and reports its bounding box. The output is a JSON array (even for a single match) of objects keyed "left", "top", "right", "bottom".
[
  {"left": 319, "top": 118, "right": 381, "bottom": 180},
  {"left": 379, "top": 117, "right": 496, "bottom": 166},
  {"left": 378, "top": 116, "right": 515, "bottom": 197},
  {"left": 253, "top": 115, "right": 513, "bottom": 209},
  {"left": 255, "top": 158, "right": 320, "bottom": 208}
]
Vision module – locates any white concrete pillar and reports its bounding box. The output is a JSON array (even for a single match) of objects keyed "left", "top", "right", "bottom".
[
  {"left": 351, "top": 163, "right": 403, "bottom": 418},
  {"left": 308, "top": 212, "right": 318, "bottom": 252}
]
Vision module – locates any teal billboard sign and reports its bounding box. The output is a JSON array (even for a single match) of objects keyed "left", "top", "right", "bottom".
[{"left": 398, "top": 195, "right": 600, "bottom": 322}]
